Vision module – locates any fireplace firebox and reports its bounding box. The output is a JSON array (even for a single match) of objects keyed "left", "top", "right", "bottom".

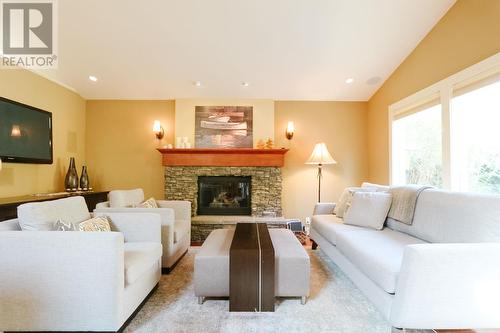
[{"left": 197, "top": 176, "right": 251, "bottom": 215}]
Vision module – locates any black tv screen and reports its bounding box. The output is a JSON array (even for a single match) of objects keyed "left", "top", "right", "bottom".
[{"left": 0, "top": 97, "right": 53, "bottom": 164}]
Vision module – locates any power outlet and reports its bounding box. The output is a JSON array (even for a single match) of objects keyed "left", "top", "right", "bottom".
[{"left": 305, "top": 217, "right": 311, "bottom": 225}]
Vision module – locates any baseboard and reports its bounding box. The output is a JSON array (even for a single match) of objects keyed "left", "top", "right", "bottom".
[
  {"left": 5, "top": 283, "right": 159, "bottom": 333},
  {"left": 161, "top": 249, "right": 188, "bottom": 274}
]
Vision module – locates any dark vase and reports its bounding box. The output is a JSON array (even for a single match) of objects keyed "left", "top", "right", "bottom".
[
  {"left": 80, "top": 166, "right": 90, "bottom": 191},
  {"left": 64, "top": 157, "right": 79, "bottom": 192}
]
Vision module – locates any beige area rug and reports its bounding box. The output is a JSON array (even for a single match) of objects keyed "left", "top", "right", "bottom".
[{"left": 125, "top": 249, "right": 415, "bottom": 333}]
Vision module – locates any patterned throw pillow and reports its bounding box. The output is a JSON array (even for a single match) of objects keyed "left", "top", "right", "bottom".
[
  {"left": 135, "top": 197, "right": 158, "bottom": 208},
  {"left": 53, "top": 218, "right": 76, "bottom": 231},
  {"left": 78, "top": 216, "right": 111, "bottom": 232},
  {"left": 334, "top": 187, "right": 376, "bottom": 218}
]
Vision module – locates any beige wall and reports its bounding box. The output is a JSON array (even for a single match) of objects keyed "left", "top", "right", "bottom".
[
  {"left": 275, "top": 101, "right": 368, "bottom": 221},
  {"left": 367, "top": 0, "right": 500, "bottom": 184},
  {"left": 85, "top": 100, "right": 175, "bottom": 199},
  {"left": 175, "top": 99, "right": 274, "bottom": 147},
  {"left": 0, "top": 69, "right": 86, "bottom": 197}
]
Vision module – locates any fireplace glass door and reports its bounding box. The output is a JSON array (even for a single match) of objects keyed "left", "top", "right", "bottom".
[{"left": 197, "top": 176, "right": 251, "bottom": 215}]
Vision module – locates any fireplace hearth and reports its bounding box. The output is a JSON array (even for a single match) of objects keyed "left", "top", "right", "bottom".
[{"left": 197, "top": 176, "right": 251, "bottom": 215}]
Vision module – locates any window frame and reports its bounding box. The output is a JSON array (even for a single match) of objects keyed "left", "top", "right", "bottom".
[{"left": 389, "top": 52, "right": 500, "bottom": 189}]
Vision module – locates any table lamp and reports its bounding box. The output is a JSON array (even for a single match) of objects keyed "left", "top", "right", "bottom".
[{"left": 306, "top": 142, "right": 337, "bottom": 202}]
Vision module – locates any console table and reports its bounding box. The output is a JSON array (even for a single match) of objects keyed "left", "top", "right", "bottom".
[
  {"left": 0, "top": 191, "right": 109, "bottom": 222},
  {"left": 229, "top": 223, "right": 275, "bottom": 312}
]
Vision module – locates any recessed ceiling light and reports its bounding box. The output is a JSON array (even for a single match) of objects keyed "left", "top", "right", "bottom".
[
  {"left": 345, "top": 78, "right": 354, "bottom": 84},
  {"left": 241, "top": 82, "right": 249, "bottom": 87},
  {"left": 193, "top": 81, "right": 202, "bottom": 87},
  {"left": 88, "top": 75, "right": 98, "bottom": 82}
]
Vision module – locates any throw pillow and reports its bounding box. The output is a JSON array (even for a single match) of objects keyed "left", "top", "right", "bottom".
[
  {"left": 108, "top": 188, "right": 145, "bottom": 208},
  {"left": 343, "top": 192, "right": 392, "bottom": 230},
  {"left": 334, "top": 187, "right": 376, "bottom": 218},
  {"left": 78, "top": 216, "right": 111, "bottom": 232},
  {"left": 135, "top": 197, "right": 159, "bottom": 208},
  {"left": 53, "top": 218, "right": 76, "bottom": 231},
  {"left": 361, "top": 182, "right": 390, "bottom": 192}
]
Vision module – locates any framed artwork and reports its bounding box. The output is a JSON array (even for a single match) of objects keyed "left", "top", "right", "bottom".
[{"left": 195, "top": 106, "right": 253, "bottom": 148}]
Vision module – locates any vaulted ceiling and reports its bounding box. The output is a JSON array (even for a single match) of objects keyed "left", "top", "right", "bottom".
[{"left": 37, "top": 0, "right": 455, "bottom": 100}]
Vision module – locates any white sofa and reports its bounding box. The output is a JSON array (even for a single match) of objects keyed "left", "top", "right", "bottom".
[
  {"left": 0, "top": 196, "right": 162, "bottom": 332},
  {"left": 311, "top": 186, "right": 500, "bottom": 330},
  {"left": 94, "top": 188, "right": 191, "bottom": 273}
]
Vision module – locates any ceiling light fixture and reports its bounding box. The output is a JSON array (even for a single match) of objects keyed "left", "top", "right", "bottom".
[
  {"left": 345, "top": 78, "right": 354, "bottom": 84},
  {"left": 89, "top": 75, "right": 98, "bottom": 82},
  {"left": 241, "top": 82, "right": 249, "bottom": 87},
  {"left": 194, "top": 81, "right": 202, "bottom": 87}
]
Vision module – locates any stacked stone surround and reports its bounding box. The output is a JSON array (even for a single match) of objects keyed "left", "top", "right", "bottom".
[{"left": 164, "top": 166, "right": 282, "bottom": 217}]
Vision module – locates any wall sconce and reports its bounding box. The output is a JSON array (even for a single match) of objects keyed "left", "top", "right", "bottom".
[
  {"left": 285, "top": 121, "right": 295, "bottom": 140},
  {"left": 153, "top": 120, "right": 164, "bottom": 140}
]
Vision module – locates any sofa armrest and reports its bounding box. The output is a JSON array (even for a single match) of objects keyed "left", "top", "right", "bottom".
[
  {"left": 94, "top": 207, "right": 175, "bottom": 226},
  {"left": 0, "top": 231, "right": 124, "bottom": 331},
  {"left": 390, "top": 243, "right": 500, "bottom": 329},
  {"left": 94, "top": 212, "right": 161, "bottom": 243},
  {"left": 313, "top": 202, "right": 336, "bottom": 215},
  {"left": 156, "top": 200, "right": 191, "bottom": 221},
  {"left": 94, "top": 207, "right": 175, "bottom": 254},
  {"left": 95, "top": 201, "right": 110, "bottom": 209}
]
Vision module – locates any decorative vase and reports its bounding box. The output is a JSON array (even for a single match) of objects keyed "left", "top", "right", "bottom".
[
  {"left": 80, "top": 165, "right": 90, "bottom": 191},
  {"left": 64, "top": 157, "right": 79, "bottom": 192}
]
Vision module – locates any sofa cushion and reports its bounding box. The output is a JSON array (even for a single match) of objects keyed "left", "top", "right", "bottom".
[
  {"left": 361, "top": 182, "right": 390, "bottom": 192},
  {"left": 311, "top": 214, "right": 363, "bottom": 245},
  {"left": 124, "top": 242, "right": 162, "bottom": 286},
  {"left": 17, "top": 196, "right": 91, "bottom": 231},
  {"left": 334, "top": 187, "right": 375, "bottom": 218},
  {"left": 387, "top": 189, "right": 500, "bottom": 243},
  {"left": 0, "top": 219, "right": 21, "bottom": 231},
  {"left": 108, "top": 188, "right": 145, "bottom": 208},
  {"left": 174, "top": 219, "right": 190, "bottom": 243},
  {"left": 344, "top": 192, "right": 392, "bottom": 230},
  {"left": 336, "top": 228, "right": 426, "bottom": 293}
]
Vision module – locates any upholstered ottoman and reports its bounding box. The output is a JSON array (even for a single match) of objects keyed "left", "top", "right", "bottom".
[{"left": 194, "top": 228, "right": 310, "bottom": 304}]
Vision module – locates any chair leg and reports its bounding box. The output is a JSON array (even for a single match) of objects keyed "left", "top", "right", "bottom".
[
  {"left": 198, "top": 296, "right": 204, "bottom": 305},
  {"left": 301, "top": 296, "right": 307, "bottom": 305}
]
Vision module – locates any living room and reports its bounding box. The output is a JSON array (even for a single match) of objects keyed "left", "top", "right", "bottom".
[{"left": 1, "top": 0, "right": 500, "bottom": 332}]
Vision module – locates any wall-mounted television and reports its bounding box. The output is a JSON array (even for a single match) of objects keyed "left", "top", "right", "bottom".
[{"left": 0, "top": 97, "right": 53, "bottom": 164}]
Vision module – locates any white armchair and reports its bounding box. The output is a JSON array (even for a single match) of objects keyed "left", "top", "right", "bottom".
[
  {"left": 0, "top": 196, "right": 162, "bottom": 332},
  {"left": 94, "top": 188, "right": 191, "bottom": 273}
]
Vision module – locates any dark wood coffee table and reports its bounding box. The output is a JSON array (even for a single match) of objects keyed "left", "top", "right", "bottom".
[{"left": 229, "top": 223, "right": 275, "bottom": 312}]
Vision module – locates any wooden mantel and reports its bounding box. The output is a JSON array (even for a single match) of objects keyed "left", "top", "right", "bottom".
[{"left": 157, "top": 148, "right": 289, "bottom": 167}]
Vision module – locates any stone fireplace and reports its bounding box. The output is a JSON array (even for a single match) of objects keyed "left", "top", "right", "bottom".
[
  {"left": 164, "top": 166, "right": 282, "bottom": 217},
  {"left": 158, "top": 148, "right": 289, "bottom": 242}
]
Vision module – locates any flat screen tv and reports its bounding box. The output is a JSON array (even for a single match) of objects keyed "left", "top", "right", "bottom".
[{"left": 0, "top": 97, "right": 53, "bottom": 164}]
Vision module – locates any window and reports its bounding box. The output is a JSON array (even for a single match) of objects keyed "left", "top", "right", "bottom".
[
  {"left": 451, "top": 79, "right": 500, "bottom": 194},
  {"left": 392, "top": 103, "right": 442, "bottom": 187},
  {"left": 390, "top": 52, "right": 500, "bottom": 194}
]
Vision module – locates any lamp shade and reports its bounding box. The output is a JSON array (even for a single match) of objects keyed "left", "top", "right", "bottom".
[{"left": 306, "top": 142, "right": 337, "bottom": 165}]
